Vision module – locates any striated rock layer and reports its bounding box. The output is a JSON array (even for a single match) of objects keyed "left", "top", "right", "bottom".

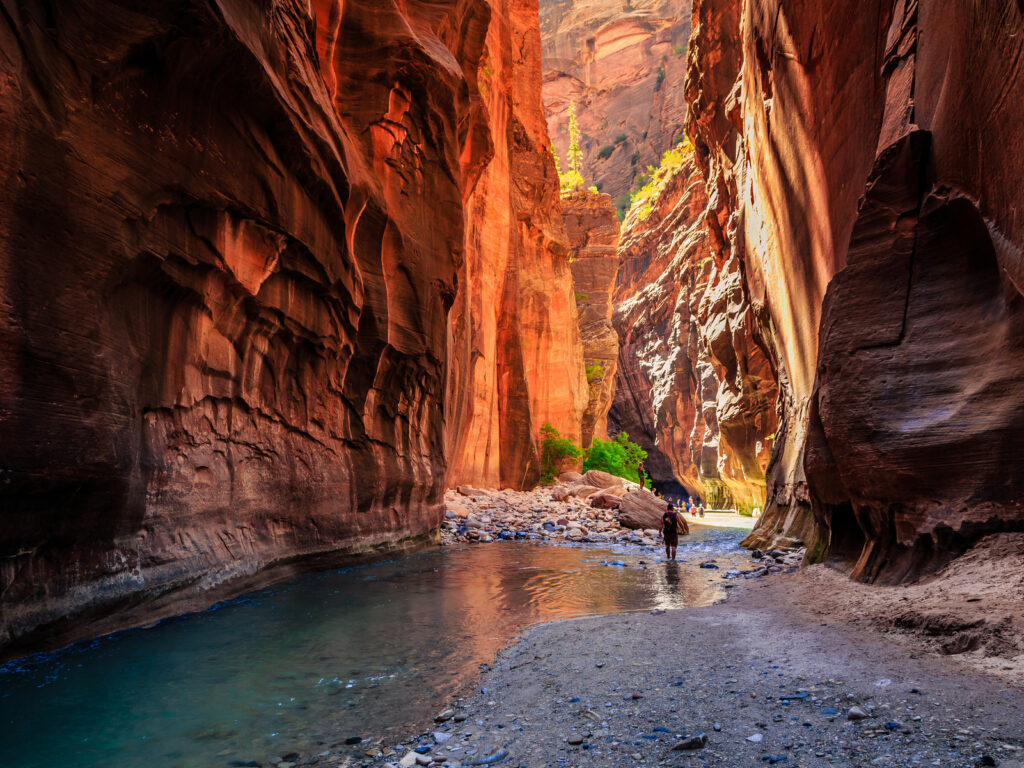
[
  {"left": 540, "top": 0, "right": 691, "bottom": 204},
  {"left": 445, "top": 0, "right": 587, "bottom": 490},
  {"left": 685, "top": 0, "right": 1024, "bottom": 578},
  {"left": 609, "top": 150, "right": 776, "bottom": 512},
  {"left": 0, "top": 0, "right": 578, "bottom": 657},
  {"left": 562, "top": 190, "right": 620, "bottom": 446}
]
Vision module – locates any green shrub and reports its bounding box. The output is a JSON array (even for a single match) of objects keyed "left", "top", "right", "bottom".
[
  {"left": 673, "top": 43, "right": 686, "bottom": 57},
  {"left": 614, "top": 133, "right": 628, "bottom": 144},
  {"left": 583, "top": 432, "right": 647, "bottom": 484},
  {"left": 574, "top": 292, "right": 589, "bottom": 302},
  {"left": 654, "top": 69, "right": 665, "bottom": 92},
  {"left": 614, "top": 192, "right": 631, "bottom": 221},
  {"left": 597, "top": 145, "right": 615, "bottom": 160},
  {"left": 539, "top": 423, "right": 582, "bottom": 484},
  {"left": 585, "top": 362, "right": 604, "bottom": 382}
]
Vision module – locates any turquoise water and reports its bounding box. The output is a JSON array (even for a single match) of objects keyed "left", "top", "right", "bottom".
[{"left": 0, "top": 530, "right": 747, "bottom": 768}]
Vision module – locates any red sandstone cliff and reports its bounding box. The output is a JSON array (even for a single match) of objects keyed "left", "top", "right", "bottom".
[
  {"left": 540, "top": 0, "right": 691, "bottom": 206},
  {"left": 609, "top": 150, "right": 776, "bottom": 511},
  {"left": 685, "top": 0, "right": 1024, "bottom": 578},
  {"left": 445, "top": 0, "right": 588, "bottom": 490},
  {"left": 562, "top": 190, "right": 621, "bottom": 446},
  {"left": 0, "top": 0, "right": 578, "bottom": 657}
]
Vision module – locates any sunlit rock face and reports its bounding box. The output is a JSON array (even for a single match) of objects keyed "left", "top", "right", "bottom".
[
  {"left": 540, "top": 0, "right": 691, "bottom": 204},
  {"left": 686, "top": 0, "right": 1024, "bottom": 578},
  {"left": 0, "top": 0, "right": 567, "bottom": 656},
  {"left": 445, "top": 0, "right": 588, "bottom": 490},
  {"left": 562, "top": 190, "right": 621, "bottom": 446},
  {"left": 609, "top": 153, "right": 776, "bottom": 512}
]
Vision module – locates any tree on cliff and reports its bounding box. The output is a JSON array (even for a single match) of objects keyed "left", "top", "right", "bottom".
[{"left": 558, "top": 101, "right": 586, "bottom": 194}]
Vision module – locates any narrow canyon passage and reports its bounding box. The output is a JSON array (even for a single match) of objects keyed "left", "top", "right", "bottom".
[{"left": 1, "top": 0, "right": 1023, "bottom": 767}]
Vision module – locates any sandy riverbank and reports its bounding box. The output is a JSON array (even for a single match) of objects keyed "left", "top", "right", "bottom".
[{"left": 372, "top": 534, "right": 1024, "bottom": 768}]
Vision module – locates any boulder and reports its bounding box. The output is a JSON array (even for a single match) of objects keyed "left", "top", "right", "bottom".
[
  {"left": 558, "top": 471, "right": 584, "bottom": 483},
  {"left": 581, "top": 469, "right": 628, "bottom": 489},
  {"left": 617, "top": 490, "right": 669, "bottom": 530},
  {"left": 567, "top": 483, "right": 602, "bottom": 498},
  {"left": 589, "top": 491, "right": 623, "bottom": 510}
]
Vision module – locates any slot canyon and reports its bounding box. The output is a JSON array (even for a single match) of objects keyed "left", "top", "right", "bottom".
[{"left": 1, "top": 0, "right": 1023, "bottom": 766}]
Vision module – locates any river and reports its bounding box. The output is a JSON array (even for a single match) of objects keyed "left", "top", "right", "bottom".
[{"left": 0, "top": 528, "right": 749, "bottom": 768}]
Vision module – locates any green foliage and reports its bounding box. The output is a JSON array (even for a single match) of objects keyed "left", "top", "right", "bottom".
[
  {"left": 625, "top": 137, "right": 695, "bottom": 223},
  {"left": 561, "top": 100, "right": 585, "bottom": 194},
  {"left": 654, "top": 68, "right": 666, "bottom": 92},
  {"left": 589, "top": 185, "right": 600, "bottom": 193},
  {"left": 614, "top": 192, "right": 632, "bottom": 221},
  {"left": 630, "top": 152, "right": 641, "bottom": 166},
  {"left": 583, "top": 432, "right": 647, "bottom": 484},
  {"left": 597, "top": 144, "right": 615, "bottom": 160},
  {"left": 550, "top": 141, "right": 562, "bottom": 176},
  {"left": 673, "top": 43, "right": 686, "bottom": 57},
  {"left": 574, "top": 292, "right": 589, "bottom": 302},
  {"left": 539, "top": 423, "right": 582, "bottom": 484},
  {"left": 585, "top": 362, "right": 604, "bottom": 382},
  {"left": 614, "top": 133, "right": 628, "bottom": 144}
]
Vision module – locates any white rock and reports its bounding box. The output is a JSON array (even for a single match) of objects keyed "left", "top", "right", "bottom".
[{"left": 746, "top": 734, "right": 763, "bottom": 743}]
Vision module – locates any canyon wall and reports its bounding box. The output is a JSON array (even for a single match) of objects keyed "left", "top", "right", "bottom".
[
  {"left": 609, "top": 150, "right": 776, "bottom": 512},
  {"left": 685, "top": 0, "right": 1024, "bottom": 578},
  {"left": 540, "top": 0, "right": 691, "bottom": 206},
  {"left": 562, "top": 190, "right": 620, "bottom": 447},
  {"left": 0, "top": 0, "right": 577, "bottom": 657},
  {"left": 446, "top": 0, "right": 588, "bottom": 489}
]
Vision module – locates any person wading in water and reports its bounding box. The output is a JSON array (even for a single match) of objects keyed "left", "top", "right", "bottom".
[{"left": 661, "top": 503, "right": 688, "bottom": 561}]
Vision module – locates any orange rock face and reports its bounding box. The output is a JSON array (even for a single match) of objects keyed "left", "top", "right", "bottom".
[
  {"left": 609, "top": 152, "right": 777, "bottom": 512},
  {"left": 562, "top": 190, "right": 621, "bottom": 446},
  {"left": 445, "top": 0, "right": 588, "bottom": 490},
  {"left": 540, "top": 0, "right": 691, "bottom": 204},
  {"left": 686, "top": 0, "right": 1024, "bottom": 577},
  {"left": 0, "top": 0, "right": 578, "bottom": 656}
]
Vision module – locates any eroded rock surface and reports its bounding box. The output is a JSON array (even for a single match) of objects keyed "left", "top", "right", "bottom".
[
  {"left": 609, "top": 150, "right": 777, "bottom": 513},
  {"left": 446, "top": 0, "right": 588, "bottom": 490},
  {"left": 540, "top": 0, "right": 691, "bottom": 203},
  {"left": 0, "top": 0, "right": 581, "bottom": 656},
  {"left": 563, "top": 189, "right": 621, "bottom": 446},
  {"left": 685, "top": 0, "right": 1024, "bottom": 577}
]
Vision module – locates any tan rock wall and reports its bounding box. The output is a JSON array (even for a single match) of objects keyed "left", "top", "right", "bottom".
[
  {"left": 562, "top": 190, "right": 621, "bottom": 446},
  {"left": 540, "top": 0, "right": 692, "bottom": 204}
]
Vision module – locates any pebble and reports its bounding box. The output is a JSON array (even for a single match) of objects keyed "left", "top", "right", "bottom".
[
  {"left": 747, "top": 733, "right": 764, "bottom": 743},
  {"left": 672, "top": 732, "right": 708, "bottom": 750},
  {"left": 848, "top": 706, "right": 870, "bottom": 720}
]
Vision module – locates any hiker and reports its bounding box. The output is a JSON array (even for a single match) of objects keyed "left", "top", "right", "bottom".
[
  {"left": 661, "top": 503, "right": 686, "bottom": 561},
  {"left": 685, "top": 497, "right": 693, "bottom": 516},
  {"left": 637, "top": 461, "right": 646, "bottom": 489}
]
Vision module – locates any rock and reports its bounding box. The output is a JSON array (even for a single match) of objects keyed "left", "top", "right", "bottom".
[
  {"left": 434, "top": 709, "right": 455, "bottom": 723},
  {"left": 556, "top": 517, "right": 570, "bottom": 527},
  {"left": 581, "top": 470, "right": 630, "bottom": 490},
  {"left": 672, "top": 733, "right": 708, "bottom": 750},
  {"left": 617, "top": 490, "right": 669, "bottom": 530},
  {"left": 847, "top": 706, "right": 870, "bottom": 721},
  {"left": 558, "top": 471, "right": 584, "bottom": 483},
  {"left": 746, "top": 734, "right": 763, "bottom": 743},
  {"left": 699, "top": 562, "right": 719, "bottom": 570},
  {"left": 567, "top": 735, "right": 584, "bottom": 745},
  {"left": 398, "top": 752, "right": 421, "bottom": 768},
  {"left": 432, "top": 732, "right": 451, "bottom": 745},
  {"left": 589, "top": 491, "right": 623, "bottom": 510}
]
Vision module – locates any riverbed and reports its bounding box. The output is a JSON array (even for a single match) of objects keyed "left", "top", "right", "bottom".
[{"left": 0, "top": 529, "right": 750, "bottom": 768}]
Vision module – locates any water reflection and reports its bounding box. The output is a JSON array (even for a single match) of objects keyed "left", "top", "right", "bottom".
[{"left": 0, "top": 532, "right": 747, "bottom": 768}]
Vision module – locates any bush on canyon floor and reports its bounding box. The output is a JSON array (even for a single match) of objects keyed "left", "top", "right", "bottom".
[
  {"left": 539, "top": 423, "right": 583, "bottom": 484},
  {"left": 583, "top": 432, "right": 647, "bottom": 485}
]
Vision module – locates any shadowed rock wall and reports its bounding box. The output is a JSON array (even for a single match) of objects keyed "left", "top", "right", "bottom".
[
  {"left": 609, "top": 151, "right": 776, "bottom": 511},
  {"left": 540, "top": 0, "right": 691, "bottom": 204},
  {"left": 0, "top": 0, "right": 578, "bottom": 657},
  {"left": 685, "top": 0, "right": 1024, "bottom": 578}
]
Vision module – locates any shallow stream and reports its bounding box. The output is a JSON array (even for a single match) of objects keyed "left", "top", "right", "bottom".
[{"left": 0, "top": 528, "right": 748, "bottom": 768}]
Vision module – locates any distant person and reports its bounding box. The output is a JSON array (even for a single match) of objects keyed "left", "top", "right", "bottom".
[
  {"left": 685, "top": 497, "right": 694, "bottom": 516},
  {"left": 637, "top": 461, "right": 646, "bottom": 489},
  {"left": 698, "top": 502, "right": 705, "bottom": 518},
  {"left": 661, "top": 503, "right": 687, "bottom": 561}
]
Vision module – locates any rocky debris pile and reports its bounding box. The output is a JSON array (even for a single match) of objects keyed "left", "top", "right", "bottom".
[
  {"left": 440, "top": 471, "right": 674, "bottom": 548},
  {"left": 719, "top": 547, "right": 807, "bottom": 581}
]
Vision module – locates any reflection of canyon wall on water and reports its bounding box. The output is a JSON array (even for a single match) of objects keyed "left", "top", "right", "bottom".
[
  {"left": 562, "top": 190, "right": 621, "bottom": 447},
  {"left": 540, "top": 0, "right": 692, "bottom": 204},
  {"left": 685, "top": 0, "right": 1024, "bottom": 579},
  {"left": 446, "top": 0, "right": 588, "bottom": 490},
  {"left": 0, "top": 0, "right": 582, "bottom": 657},
  {"left": 609, "top": 152, "right": 777, "bottom": 512}
]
